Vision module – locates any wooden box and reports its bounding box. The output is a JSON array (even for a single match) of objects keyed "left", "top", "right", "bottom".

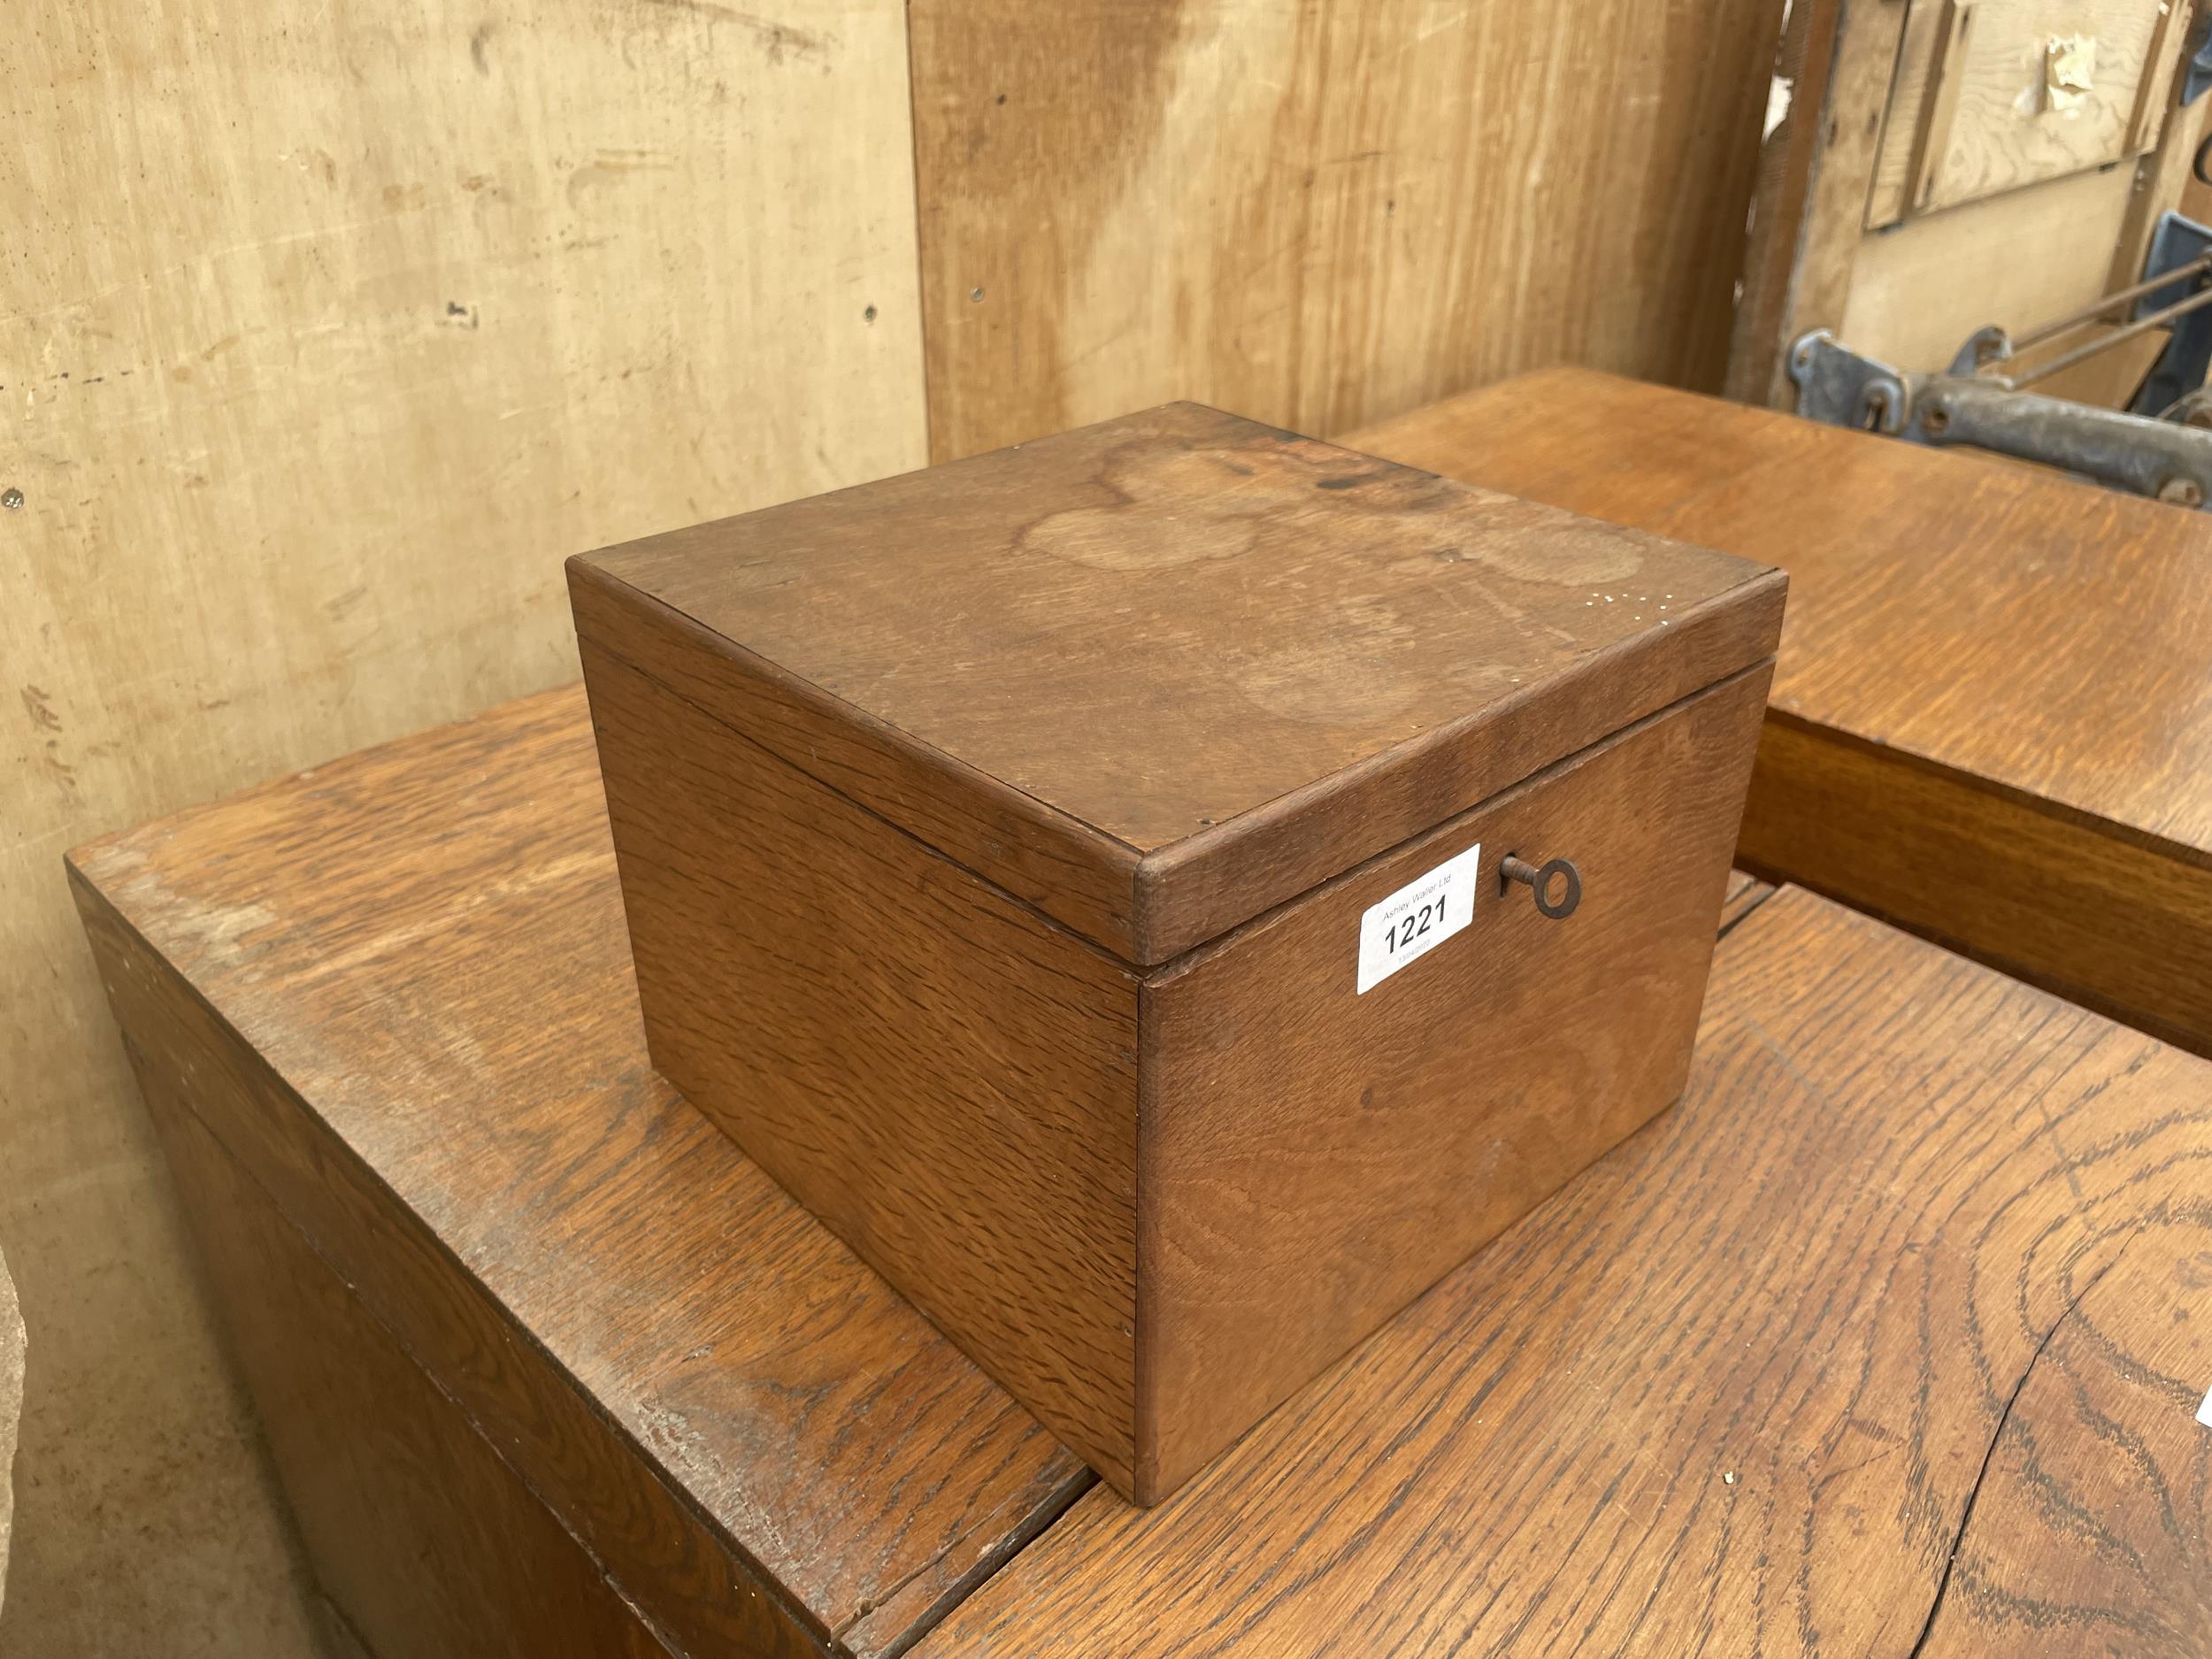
[{"left": 569, "top": 404, "right": 1786, "bottom": 1503}]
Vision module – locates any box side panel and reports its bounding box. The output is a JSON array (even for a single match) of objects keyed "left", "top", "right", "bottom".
[
  {"left": 1740, "top": 714, "right": 2212, "bottom": 1056},
  {"left": 1136, "top": 663, "right": 1771, "bottom": 1500},
  {"left": 580, "top": 641, "right": 1142, "bottom": 1492},
  {"left": 141, "top": 1071, "right": 686, "bottom": 1659}
]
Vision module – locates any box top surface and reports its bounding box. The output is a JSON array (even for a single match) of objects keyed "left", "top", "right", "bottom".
[{"left": 573, "top": 403, "right": 1785, "bottom": 962}]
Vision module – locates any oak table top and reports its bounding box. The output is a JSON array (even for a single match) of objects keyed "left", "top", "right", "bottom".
[
  {"left": 921, "top": 880, "right": 2212, "bottom": 1657},
  {"left": 73, "top": 680, "right": 2212, "bottom": 1658},
  {"left": 68, "top": 685, "right": 1087, "bottom": 1659},
  {"left": 1350, "top": 368, "right": 2212, "bottom": 1053}
]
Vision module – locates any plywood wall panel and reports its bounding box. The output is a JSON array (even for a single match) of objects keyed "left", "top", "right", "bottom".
[
  {"left": 910, "top": 0, "right": 1788, "bottom": 461},
  {"left": 0, "top": 3, "right": 925, "bottom": 1653}
]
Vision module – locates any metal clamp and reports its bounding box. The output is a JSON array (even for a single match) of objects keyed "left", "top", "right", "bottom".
[
  {"left": 1501, "top": 854, "right": 1581, "bottom": 920},
  {"left": 1790, "top": 328, "right": 2212, "bottom": 507}
]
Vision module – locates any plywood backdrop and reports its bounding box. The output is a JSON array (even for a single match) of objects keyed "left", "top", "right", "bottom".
[
  {"left": 1, "top": 3, "right": 925, "bottom": 1654},
  {"left": 4, "top": 1, "right": 1778, "bottom": 1652},
  {"left": 910, "top": 0, "right": 1788, "bottom": 461},
  {"left": 1731, "top": 0, "right": 2207, "bottom": 405}
]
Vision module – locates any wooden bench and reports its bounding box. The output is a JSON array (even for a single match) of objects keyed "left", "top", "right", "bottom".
[
  {"left": 1351, "top": 368, "right": 2212, "bottom": 1056},
  {"left": 73, "top": 676, "right": 2212, "bottom": 1656}
]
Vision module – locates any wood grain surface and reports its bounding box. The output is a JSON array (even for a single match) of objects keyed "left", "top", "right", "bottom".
[
  {"left": 68, "top": 685, "right": 1087, "bottom": 1659},
  {"left": 907, "top": 0, "right": 1786, "bottom": 458},
  {"left": 1867, "top": 0, "right": 2176, "bottom": 224},
  {"left": 582, "top": 641, "right": 1143, "bottom": 1494},
  {"left": 1727, "top": 0, "right": 1909, "bottom": 402},
  {"left": 576, "top": 404, "right": 1784, "bottom": 962},
  {"left": 4, "top": 4, "right": 929, "bottom": 1648},
  {"left": 1742, "top": 715, "right": 2212, "bottom": 1052},
  {"left": 1730, "top": 0, "right": 2201, "bottom": 404},
  {"left": 145, "top": 1095, "right": 677, "bottom": 1659},
  {"left": 1137, "top": 665, "right": 1769, "bottom": 1498},
  {"left": 918, "top": 887, "right": 2212, "bottom": 1657},
  {"left": 1348, "top": 367, "right": 2212, "bottom": 1050},
  {"left": 1718, "top": 867, "right": 1778, "bottom": 934}
]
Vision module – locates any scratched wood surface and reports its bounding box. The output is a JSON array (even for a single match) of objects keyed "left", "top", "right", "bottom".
[
  {"left": 68, "top": 685, "right": 1086, "bottom": 1659},
  {"left": 145, "top": 1099, "right": 677, "bottom": 1659},
  {"left": 576, "top": 404, "right": 1785, "bottom": 962},
  {"left": 1349, "top": 367, "right": 2212, "bottom": 1052},
  {"left": 4, "top": 5, "right": 927, "bottom": 1651},
  {"left": 918, "top": 886, "right": 2212, "bottom": 1657},
  {"left": 1136, "top": 666, "right": 1769, "bottom": 1499},
  {"left": 582, "top": 641, "right": 1144, "bottom": 1495},
  {"left": 579, "top": 404, "right": 1778, "bottom": 1501},
  {"left": 908, "top": 0, "right": 1788, "bottom": 459}
]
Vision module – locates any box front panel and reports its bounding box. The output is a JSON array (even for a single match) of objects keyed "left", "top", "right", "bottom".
[
  {"left": 1137, "top": 663, "right": 1771, "bottom": 1498},
  {"left": 581, "top": 641, "right": 1142, "bottom": 1492}
]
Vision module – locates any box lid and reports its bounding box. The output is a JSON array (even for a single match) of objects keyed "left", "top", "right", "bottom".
[{"left": 569, "top": 403, "right": 1786, "bottom": 965}]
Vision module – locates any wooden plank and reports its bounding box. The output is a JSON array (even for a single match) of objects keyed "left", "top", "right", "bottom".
[
  {"left": 5, "top": 4, "right": 927, "bottom": 1650},
  {"left": 916, "top": 887, "right": 2212, "bottom": 1655},
  {"left": 910, "top": 0, "right": 1787, "bottom": 460},
  {"left": 1348, "top": 366, "right": 2212, "bottom": 1051},
  {"left": 1137, "top": 667, "right": 1769, "bottom": 1500},
  {"left": 146, "top": 1097, "right": 680, "bottom": 1659},
  {"left": 1740, "top": 714, "right": 2212, "bottom": 1050},
  {"left": 2124, "top": 0, "right": 2189, "bottom": 153},
  {"left": 1925, "top": 0, "right": 2173, "bottom": 209},
  {"left": 1729, "top": 0, "right": 1849, "bottom": 403},
  {"left": 1730, "top": 0, "right": 1913, "bottom": 403},
  {"left": 1865, "top": 0, "right": 1961, "bottom": 227},
  {"left": 68, "top": 686, "right": 1086, "bottom": 1659},
  {"left": 1909, "top": 0, "right": 1981, "bottom": 214},
  {"left": 1870, "top": 0, "right": 2176, "bottom": 224}
]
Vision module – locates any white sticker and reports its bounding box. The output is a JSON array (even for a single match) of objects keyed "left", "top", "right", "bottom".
[
  {"left": 1356, "top": 843, "right": 1480, "bottom": 994},
  {"left": 2197, "top": 1382, "right": 2212, "bottom": 1430}
]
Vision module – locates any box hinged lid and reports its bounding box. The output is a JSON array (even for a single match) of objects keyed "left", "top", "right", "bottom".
[{"left": 569, "top": 403, "right": 1786, "bottom": 966}]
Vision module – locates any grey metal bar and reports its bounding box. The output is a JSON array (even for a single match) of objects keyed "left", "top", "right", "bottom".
[
  {"left": 1914, "top": 377, "right": 2212, "bottom": 503},
  {"left": 2008, "top": 283, "right": 2212, "bottom": 389}
]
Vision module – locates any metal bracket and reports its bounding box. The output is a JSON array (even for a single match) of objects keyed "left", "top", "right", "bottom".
[
  {"left": 1788, "top": 332, "right": 1907, "bottom": 434},
  {"left": 1789, "top": 329, "right": 2212, "bottom": 506}
]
